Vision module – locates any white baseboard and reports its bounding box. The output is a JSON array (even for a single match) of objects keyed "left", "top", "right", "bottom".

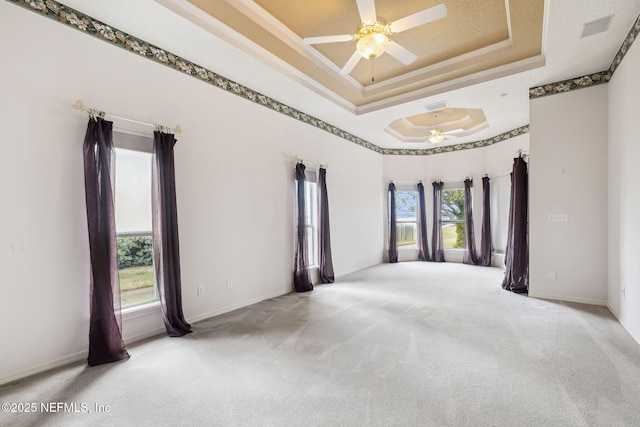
[
  {"left": 124, "top": 327, "right": 167, "bottom": 345},
  {"left": 529, "top": 292, "right": 607, "bottom": 306},
  {"left": 336, "top": 261, "right": 382, "bottom": 278},
  {"left": 187, "top": 288, "right": 291, "bottom": 325},
  {"left": 607, "top": 304, "right": 640, "bottom": 347},
  {"left": 0, "top": 349, "right": 88, "bottom": 386},
  {"left": 0, "top": 288, "right": 291, "bottom": 386}
]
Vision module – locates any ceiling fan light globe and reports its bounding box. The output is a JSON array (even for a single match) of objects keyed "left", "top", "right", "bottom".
[
  {"left": 356, "top": 33, "right": 388, "bottom": 59},
  {"left": 429, "top": 134, "right": 445, "bottom": 144}
]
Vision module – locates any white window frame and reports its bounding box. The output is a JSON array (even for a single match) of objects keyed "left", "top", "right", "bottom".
[
  {"left": 303, "top": 170, "right": 318, "bottom": 267},
  {"left": 490, "top": 174, "right": 510, "bottom": 254},
  {"left": 394, "top": 186, "right": 418, "bottom": 251},
  {"left": 113, "top": 131, "right": 159, "bottom": 312},
  {"left": 441, "top": 183, "right": 466, "bottom": 250}
]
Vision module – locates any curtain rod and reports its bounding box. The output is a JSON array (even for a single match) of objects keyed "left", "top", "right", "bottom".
[
  {"left": 294, "top": 155, "right": 327, "bottom": 169},
  {"left": 72, "top": 99, "right": 182, "bottom": 134},
  {"left": 388, "top": 180, "right": 423, "bottom": 185},
  {"left": 431, "top": 176, "right": 474, "bottom": 183}
]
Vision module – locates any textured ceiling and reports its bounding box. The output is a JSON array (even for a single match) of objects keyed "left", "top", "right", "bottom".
[
  {"left": 184, "top": 0, "right": 545, "bottom": 111},
  {"left": 385, "top": 108, "right": 489, "bottom": 143},
  {"left": 50, "top": 0, "right": 640, "bottom": 150}
]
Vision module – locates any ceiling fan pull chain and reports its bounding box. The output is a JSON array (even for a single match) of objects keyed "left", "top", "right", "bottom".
[{"left": 371, "top": 58, "right": 375, "bottom": 82}]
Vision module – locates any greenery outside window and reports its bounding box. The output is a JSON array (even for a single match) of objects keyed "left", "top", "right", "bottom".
[
  {"left": 396, "top": 191, "right": 418, "bottom": 249},
  {"left": 114, "top": 134, "right": 158, "bottom": 309},
  {"left": 442, "top": 187, "right": 465, "bottom": 249}
]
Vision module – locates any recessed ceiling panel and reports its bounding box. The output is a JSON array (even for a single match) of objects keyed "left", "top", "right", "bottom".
[
  {"left": 385, "top": 108, "right": 489, "bottom": 143},
  {"left": 184, "top": 0, "right": 544, "bottom": 112}
]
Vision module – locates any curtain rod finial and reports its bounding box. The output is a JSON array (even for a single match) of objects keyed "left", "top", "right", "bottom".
[{"left": 72, "top": 99, "right": 86, "bottom": 111}]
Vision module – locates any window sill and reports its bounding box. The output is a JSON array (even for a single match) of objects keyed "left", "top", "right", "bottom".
[{"left": 122, "top": 300, "right": 161, "bottom": 320}]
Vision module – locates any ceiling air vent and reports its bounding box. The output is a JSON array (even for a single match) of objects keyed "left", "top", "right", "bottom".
[
  {"left": 581, "top": 15, "right": 613, "bottom": 38},
  {"left": 424, "top": 101, "right": 448, "bottom": 112}
]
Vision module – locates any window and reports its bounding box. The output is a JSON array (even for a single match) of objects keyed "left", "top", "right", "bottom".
[
  {"left": 113, "top": 132, "right": 158, "bottom": 308},
  {"left": 395, "top": 191, "right": 418, "bottom": 249},
  {"left": 442, "top": 187, "right": 465, "bottom": 249},
  {"left": 490, "top": 174, "right": 511, "bottom": 253},
  {"left": 295, "top": 168, "right": 318, "bottom": 267},
  {"left": 304, "top": 174, "right": 318, "bottom": 266}
]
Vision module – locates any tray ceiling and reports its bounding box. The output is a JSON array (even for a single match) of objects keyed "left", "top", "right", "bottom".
[{"left": 181, "top": 0, "right": 545, "bottom": 113}]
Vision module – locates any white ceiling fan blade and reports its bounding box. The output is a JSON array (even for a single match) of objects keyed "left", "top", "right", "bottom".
[
  {"left": 340, "top": 50, "right": 362, "bottom": 75},
  {"left": 303, "top": 34, "right": 355, "bottom": 45},
  {"left": 356, "top": 0, "right": 377, "bottom": 25},
  {"left": 388, "top": 3, "right": 447, "bottom": 34},
  {"left": 443, "top": 128, "right": 464, "bottom": 135},
  {"left": 385, "top": 40, "right": 417, "bottom": 65}
]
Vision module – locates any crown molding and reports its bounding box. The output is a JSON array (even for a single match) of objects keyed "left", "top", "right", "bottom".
[
  {"left": 529, "top": 12, "right": 640, "bottom": 99},
  {"left": 380, "top": 125, "right": 529, "bottom": 156},
  {"left": 7, "top": 0, "right": 531, "bottom": 156}
]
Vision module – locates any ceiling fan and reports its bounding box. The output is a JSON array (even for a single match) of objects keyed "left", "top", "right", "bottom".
[
  {"left": 429, "top": 112, "right": 462, "bottom": 144},
  {"left": 303, "top": 0, "right": 447, "bottom": 76}
]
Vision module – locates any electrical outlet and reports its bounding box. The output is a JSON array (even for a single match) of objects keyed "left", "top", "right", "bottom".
[
  {"left": 197, "top": 285, "right": 205, "bottom": 296},
  {"left": 622, "top": 287, "right": 626, "bottom": 298},
  {"left": 226, "top": 280, "right": 232, "bottom": 289},
  {"left": 548, "top": 213, "right": 568, "bottom": 223}
]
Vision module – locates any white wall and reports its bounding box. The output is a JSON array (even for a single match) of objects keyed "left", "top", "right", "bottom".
[
  {"left": 608, "top": 34, "right": 640, "bottom": 342},
  {"left": 382, "top": 134, "right": 529, "bottom": 264},
  {"left": 0, "top": 3, "right": 383, "bottom": 384},
  {"left": 529, "top": 85, "right": 608, "bottom": 305}
]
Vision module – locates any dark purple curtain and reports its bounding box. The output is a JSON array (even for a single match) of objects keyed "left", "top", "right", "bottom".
[
  {"left": 388, "top": 183, "right": 398, "bottom": 263},
  {"left": 83, "top": 117, "right": 130, "bottom": 366},
  {"left": 431, "top": 181, "right": 445, "bottom": 262},
  {"left": 502, "top": 156, "right": 529, "bottom": 293},
  {"left": 478, "top": 177, "right": 492, "bottom": 266},
  {"left": 417, "top": 183, "right": 430, "bottom": 261},
  {"left": 463, "top": 179, "right": 479, "bottom": 265},
  {"left": 152, "top": 131, "right": 192, "bottom": 337},
  {"left": 294, "top": 163, "right": 313, "bottom": 292},
  {"left": 318, "top": 167, "right": 334, "bottom": 283}
]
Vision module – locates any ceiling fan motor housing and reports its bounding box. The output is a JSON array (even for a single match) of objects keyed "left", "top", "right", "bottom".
[{"left": 356, "top": 22, "right": 390, "bottom": 59}]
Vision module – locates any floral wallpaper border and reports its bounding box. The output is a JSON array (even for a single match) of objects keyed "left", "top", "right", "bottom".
[
  {"left": 529, "top": 13, "right": 640, "bottom": 99},
  {"left": 380, "top": 125, "right": 529, "bottom": 156},
  {"left": 7, "top": 0, "right": 391, "bottom": 153},
  {"left": 13, "top": 0, "right": 633, "bottom": 155},
  {"left": 528, "top": 71, "right": 611, "bottom": 99}
]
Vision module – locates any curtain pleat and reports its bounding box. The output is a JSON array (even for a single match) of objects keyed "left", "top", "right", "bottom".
[
  {"left": 318, "top": 167, "right": 334, "bottom": 283},
  {"left": 431, "top": 181, "right": 445, "bottom": 262},
  {"left": 388, "top": 183, "right": 398, "bottom": 263},
  {"left": 293, "top": 163, "right": 313, "bottom": 292},
  {"left": 83, "top": 117, "right": 130, "bottom": 366},
  {"left": 463, "top": 179, "right": 479, "bottom": 265},
  {"left": 152, "top": 131, "right": 192, "bottom": 337},
  {"left": 417, "top": 183, "right": 430, "bottom": 261},
  {"left": 502, "top": 157, "right": 529, "bottom": 293},
  {"left": 478, "top": 176, "right": 492, "bottom": 266}
]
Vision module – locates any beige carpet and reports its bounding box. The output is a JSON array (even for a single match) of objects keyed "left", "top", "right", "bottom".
[{"left": 2, "top": 262, "right": 640, "bottom": 426}]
